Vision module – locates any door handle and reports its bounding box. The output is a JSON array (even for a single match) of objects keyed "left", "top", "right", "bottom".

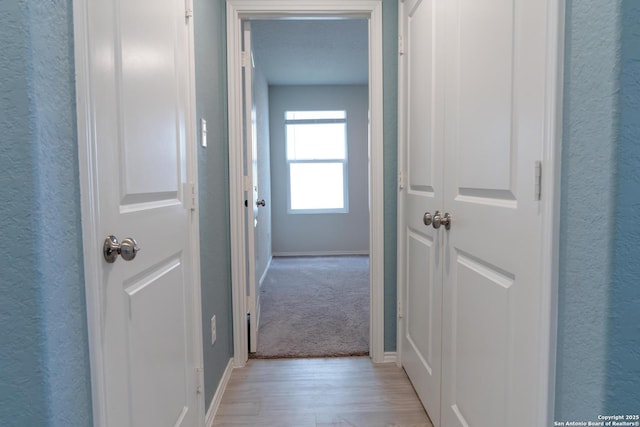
[
  {"left": 423, "top": 212, "right": 433, "bottom": 226},
  {"left": 432, "top": 211, "right": 452, "bottom": 230},
  {"left": 103, "top": 235, "right": 140, "bottom": 263},
  {"left": 256, "top": 199, "right": 266, "bottom": 207}
]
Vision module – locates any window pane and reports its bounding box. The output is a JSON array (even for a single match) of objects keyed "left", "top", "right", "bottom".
[
  {"left": 287, "top": 123, "right": 346, "bottom": 160},
  {"left": 286, "top": 110, "right": 346, "bottom": 120},
  {"left": 290, "top": 163, "right": 344, "bottom": 210}
]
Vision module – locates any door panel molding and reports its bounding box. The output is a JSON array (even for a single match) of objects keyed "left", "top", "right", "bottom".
[{"left": 226, "top": 0, "right": 385, "bottom": 366}]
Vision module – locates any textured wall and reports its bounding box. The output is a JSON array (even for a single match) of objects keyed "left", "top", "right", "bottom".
[
  {"left": 193, "top": 0, "right": 235, "bottom": 409},
  {"left": 0, "top": 1, "right": 92, "bottom": 426},
  {"left": 606, "top": 0, "right": 640, "bottom": 412},
  {"left": 269, "top": 85, "right": 370, "bottom": 255},
  {"left": 0, "top": 1, "right": 48, "bottom": 425},
  {"left": 555, "top": 0, "right": 619, "bottom": 420},
  {"left": 28, "top": 1, "right": 93, "bottom": 425},
  {"left": 556, "top": 0, "right": 640, "bottom": 417}
]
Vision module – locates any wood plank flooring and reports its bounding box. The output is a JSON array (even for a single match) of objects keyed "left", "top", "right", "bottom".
[{"left": 213, "top": 357, "right": 433, "bottom": 427}]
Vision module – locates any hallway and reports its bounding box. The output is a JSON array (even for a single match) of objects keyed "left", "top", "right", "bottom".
[{"left": 213, "top": 357, "right": 432, "bottom": 426}]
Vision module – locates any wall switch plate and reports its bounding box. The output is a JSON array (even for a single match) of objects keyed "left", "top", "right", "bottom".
[{"left": 211, "top": 315, "right": 216, "bottom": 345}]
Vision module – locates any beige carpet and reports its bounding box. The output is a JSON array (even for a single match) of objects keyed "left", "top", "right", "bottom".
[{"left": 252, "top": 256, "right": 369, "bottom": 358}]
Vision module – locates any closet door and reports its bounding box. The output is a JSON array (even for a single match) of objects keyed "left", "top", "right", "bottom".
[
  {"left": 440, "top": 0, "right": 548, "bottom": 425},
  {"left": 399, "top": 0, "right": 444, "bottom": 424}
]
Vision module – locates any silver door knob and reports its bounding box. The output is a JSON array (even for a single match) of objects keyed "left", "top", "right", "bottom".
[
  {"left": 256, "top": 199, "right": 266, "bottom": 207},
  {"left": 432, "top": 211, "right": 452, "bottom": 230},
  {"left": 423, "top": 212, "right": 433, "bottom": 226},
  {"left": 103, "top": 235, "right": 140, "bottom": 263}
]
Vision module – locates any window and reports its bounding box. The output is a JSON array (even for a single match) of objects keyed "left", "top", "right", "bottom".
[{"left": 286, "top": 110, "right": 348, "bottom": 213}]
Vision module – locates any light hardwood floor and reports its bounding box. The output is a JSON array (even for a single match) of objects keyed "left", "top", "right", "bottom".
[{"left": 212, "top": 357, "right": 433, "bottom": 427}]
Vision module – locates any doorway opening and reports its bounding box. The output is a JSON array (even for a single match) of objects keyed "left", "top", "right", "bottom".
[
  {"left": 226, "top": 0, "right": 385, "bottom": 366},
  {"left": 249, "top": 19, "right": 370, "bottom": 358}
]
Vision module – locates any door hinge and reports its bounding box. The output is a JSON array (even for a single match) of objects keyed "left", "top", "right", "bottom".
[
  {"left": 184, "top": 182, "right": 196, "bottom": 211},
  {"left": 195, "top": 366, "right": 203, "bottom": 395},
  {"left": 243, "top": 175, "right": 251, "bottom": 192},
  {"left": 185, "top": 0, "right": 193, "bottom": 19},
  {"left": 398, "top": 170, "right": 405, "bottom": 191},
  {"left": 534, "top": 161, "right": 542, "bottom": 201},
  {"left": 399, "top": 35, "right": 405, "bottom": 56},
  {"left": 397, "top": 300, "right": 403, "bottom": 319}
]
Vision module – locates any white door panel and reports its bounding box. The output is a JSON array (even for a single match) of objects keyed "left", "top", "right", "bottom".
[
  {"left": 85, "top": 0, "right": 199, "bottom": 425},
  {"left": 441, "top": 0, "right": 546, "bottom": 426},
  {"left": 456, "top": 0, "right": 515, "bottom": 192}
]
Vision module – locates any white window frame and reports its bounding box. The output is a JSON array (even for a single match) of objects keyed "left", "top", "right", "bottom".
[{"left": 285, "top": 111, "right": 349, "bottom": 214}]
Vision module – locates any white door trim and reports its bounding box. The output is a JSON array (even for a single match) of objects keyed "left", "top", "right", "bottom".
[
  {"left": 72, "top": 0, "right": 205, "bottom": 424},
  {"left": 395, "top": 0, "right": 565, "bottom": 424},
  {"left": 184, "top": 6, "right": 207, "bottom": 424},
  {"left": 226, "top": 0, "right": 385, "bottom": 366},
  {"left": 537, "top": 0, "right": 565, "bottom": 421}
]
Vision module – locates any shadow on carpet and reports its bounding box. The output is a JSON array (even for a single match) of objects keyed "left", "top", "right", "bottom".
[{"left": 251, "top": 256, "right": 370, "bottom": 359}]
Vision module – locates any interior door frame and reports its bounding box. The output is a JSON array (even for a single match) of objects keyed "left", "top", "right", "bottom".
[
  {"left": 395, "top": 0, "right": 565, "bottom": 423},
  {"left": 72, "top": 0, "right": 206, "bottom": 425},
  {"left": 227, "top": 0, "right": 386, "bottom": 366}
]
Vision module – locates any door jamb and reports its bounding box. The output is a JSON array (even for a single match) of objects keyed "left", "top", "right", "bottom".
[
  {"left": 226, "top": 0, "right": 386, "bottom": 367},
  {"left": 395, "top": 0, "right": 565, "bottom": 424},
  {"left": 72, "top": 0, "right": 205, "bottom": 424}
]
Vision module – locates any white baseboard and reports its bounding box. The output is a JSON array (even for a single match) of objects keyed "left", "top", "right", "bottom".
[
  {"left": 255, "top": 256, "right": 270, "bottom": 335},
  {"left": 383, "top": 352, "right": 397, "bottom": 363},
  {"left": 272, "top": 251, "right": 370, "bottom": 257},
  {"left": 258, "top": 256, "right": 272, "bottom": 288},
  {"left": 205, "top": 358, "right": 234, "bottom": 427}
]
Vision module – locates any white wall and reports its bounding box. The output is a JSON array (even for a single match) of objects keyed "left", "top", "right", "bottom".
[{"left": 269, "top": 85, "right": 369, "bottom": 255}]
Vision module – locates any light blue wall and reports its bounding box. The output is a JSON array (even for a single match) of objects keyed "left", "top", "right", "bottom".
[
  {"left": 381, "top": 0, "right": 399, "bottom": 352},
  {"left": 0, "top": 2, "right": 48, "bottom": 425},
  {"left": 193, "top": 0, "right": 235, "bottom": 408},
  {"left": 0, "top": 1, "right": 92, "bottom": 426},
  {"left": 607, "top": 0, "right": 640, "bottom": 412},
  {"left": 555, "top": 0, "right": 619, "bottom": 419},
  {"left": 556, "top": 0, "right": 640, "bottom": 419}
]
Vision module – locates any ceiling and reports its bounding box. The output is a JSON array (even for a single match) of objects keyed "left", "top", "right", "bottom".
[{"left": 250, "top": 19, "right": 369, "bottom": 86}]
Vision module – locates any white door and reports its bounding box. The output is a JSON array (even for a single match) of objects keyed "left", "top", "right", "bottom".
[
  {"left": 242, "top": 21, "right": 261, "bottom": 353},
  {"left": 83, "top": 0, "right": 201, "bottom": 425},
  {"left": 399, "top": 0, "right": 551, "bottom": 426},
  {"left": 399, "top": 0, "right": 444, "bottom": 425},
  {"left": 440, "top": 0, "right": 547, "bottom": 425}
]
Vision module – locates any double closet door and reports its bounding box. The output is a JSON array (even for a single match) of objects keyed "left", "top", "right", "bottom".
[{"left": 399, "top": 0, "right": 552, "bottom": 426}]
